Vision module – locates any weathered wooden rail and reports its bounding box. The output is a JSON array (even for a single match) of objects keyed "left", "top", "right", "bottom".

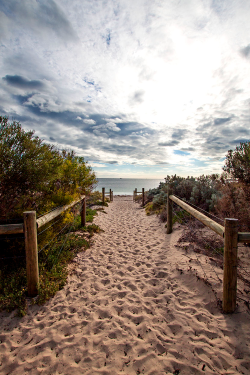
[
  {"left": 166, "top": 189, "right": 250, "bottom": 313},
  {"left": 102, "top": 188, "right": 113, "bottom": 204},
  {"left": 0, "top": 196, "right": 86, "bottom": 297},
  {"left": 133, "top": 188, "right": 145, "bottom": 206}
]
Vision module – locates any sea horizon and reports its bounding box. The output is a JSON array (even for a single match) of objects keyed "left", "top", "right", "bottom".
[{"left": 94, "top": 178, "right": 164, "bottom": 196}]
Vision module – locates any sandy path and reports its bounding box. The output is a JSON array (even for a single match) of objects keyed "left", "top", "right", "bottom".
[{"left": 0, "top": 196, "right": 250, "bottom": 375}]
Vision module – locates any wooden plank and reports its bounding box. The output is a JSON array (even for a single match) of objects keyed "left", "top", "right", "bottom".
[
  {"left": 102, "top": 188, "right": 105, "bottom": 205},
  {"left": 36, "top": 196, "right": 84, "bottom": 228},
  {"left": 238, "top": 232, "right": 250, "bottom": 243},
  {"left": 81, "top": 197, "right": 86, "bottom": 227},
  {"left": 167, "top": 189, "right": 173, "bottom": 234},
  {"left": 0, "top": 223, "right": 23, "bottom": 235},
  {"left": 223, "top": 218, "right": 238, "bottom": 313},
  {"left": 170, "top": 195, "right": 224, "bottom": 237},
  {"left": 24, "top": 211, "right": 39, "bottom": 297}
]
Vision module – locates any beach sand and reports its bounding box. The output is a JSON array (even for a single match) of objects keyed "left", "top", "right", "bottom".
[{"left": 0, "top": 196, "right": 250, "bottom": 374}]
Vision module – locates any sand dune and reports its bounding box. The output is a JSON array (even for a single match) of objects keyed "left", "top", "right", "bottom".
[{"left": 0, "top": 196, "right": 250, "bottom": 374}]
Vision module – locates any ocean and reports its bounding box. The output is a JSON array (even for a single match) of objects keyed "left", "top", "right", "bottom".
[{"left": 94, "top": 178, "right": 164, "bottom": 195}]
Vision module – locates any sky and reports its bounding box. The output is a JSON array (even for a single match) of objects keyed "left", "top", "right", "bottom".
[{"left": 0, "top": 0, "right": 250, "bottom": 179}]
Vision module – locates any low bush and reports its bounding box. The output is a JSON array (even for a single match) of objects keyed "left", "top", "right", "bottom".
[
  {"left": 145, "top": 202, "right": 153, "bottom": 215},
  {"left": 0, "top": 116, "right": 97, "bottom": 221},
  {"left": 146, "top": 174, "right": 223, "bottom": 217},
  {"left": 0, "top": 194, "right": 103, "bottom": 315},
  {"left": 85, "top": 224, "right": 103, "bottom": 237},
  {"left": 152, "top": 191, "right": 168, "bottom": 210},
  {"left": 0, "top": 215, "right": 91, "bottom": 315},
  {"left": 216, "top": 182, "right": 250, "bottom": 231}
]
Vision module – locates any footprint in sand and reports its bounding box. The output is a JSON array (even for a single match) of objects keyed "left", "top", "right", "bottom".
[{"left": 101, "top": 279, "right": 110, "bottom": 286}]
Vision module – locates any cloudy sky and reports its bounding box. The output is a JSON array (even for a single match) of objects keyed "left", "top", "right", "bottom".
[{"left": 0, "top": 0, "right": 250, "bottom": 178}]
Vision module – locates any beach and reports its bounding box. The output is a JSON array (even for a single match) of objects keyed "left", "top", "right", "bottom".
[{"left": 0, "top": 196, "right": 250, "bottom": 375}]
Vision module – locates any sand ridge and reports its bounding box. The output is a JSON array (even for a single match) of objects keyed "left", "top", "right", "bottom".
[{"left": 0, "top": 196, "right": 250, "bottom": 374}]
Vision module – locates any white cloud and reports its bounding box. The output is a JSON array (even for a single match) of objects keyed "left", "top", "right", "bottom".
[
  {"left": 1, "top": 0, "right": 250, "bottom": 176},
  {"left": 83, "top": 119, "right": 96, "bottom": 125},
  {"left": 93, "top": 122, "right": 121, "bottom": 134}
]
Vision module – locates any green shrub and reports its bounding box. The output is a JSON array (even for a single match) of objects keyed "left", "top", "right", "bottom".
[
  {"left": 94, "top": 201, "right": 108, "bottom": 206},
  {"left": 145, "top": 202, "right": 153, "bottom": 215},
  {"left": 223, "top": 142, "right": 250, "bottom": 183},
  {"left": 0, "top": 114, "right": 102, "bottom": 315},
  {"left": 86, "top": 208, "right": 97, "bottom": 223},
  {"left": 0, "top": 212, "right": 96, "bottom": 315},
  {"left": 0, "top": 116, "right": 97, "bottom": 221},
  {"left": 85, "top": 224, "right": 103, "bottom": 237},
  {"left": 152, "top": 191, "right": 168, "bottom": 209},
  {"left": 172, "top": 210, "right": 191, "bottom": 225},
  {"left": 145, "top": 174, "right": 222, "bottom": 217},
  {"left": 87, "top": 191, "right": 102, "bottom": 205}
]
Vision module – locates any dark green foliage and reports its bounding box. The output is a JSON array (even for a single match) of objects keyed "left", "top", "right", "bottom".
[
  {"left": 69, "top": 208, "right": 97, "bottom": 232},
  {"left": 0, "top": 116, "right": 97, "bottom": 221},
  {"left": 94, "top": 201, "right": 109, "bottom": 207},
  {"left": 0, "top": 213, "right": 94, "bottom": 315},
  {"left": 146, "top": 185, "right": 164, "bottom": 203},
  {"left": 0, "top": 116, "right": 62, "bottom": 220},
  {"left": 223, "top": 142, "right": 250, "bottom": 183},
  {"left": 86, "top": 208, "right": 97, "bottom": 223},
  {"left": 0, "top": 188, "right": 102, "bottom": 315},
  {"left": 172, "top": 210, "right": 191, "bottom": 225},
  {"left": 146, "top": 144, "right": 250, "bottom": 232},
  {"left": 165, "top": 174, "right": 222, "bottom": 211},
  {"left": 85, "top": 224, "right": 103, "bottom": 237},
  {"left": 146, "top": 187, "right": 160, "bottom": 199},
  {"left": 36, "top": 232, "right": 90, "bottom": 305},
  {"left": 0, "top": 266, "right": 27, "bottom": 316},
  {"left": 147, "top": 174, "right": 222, "bottom": 220},
  {"left": 152, "top": 191, "right": 168, "bottom": 209},
  {"left": 189, "top": 175, "right": 222, "bottom": 211},
  {"left": 165, "top": 174, "right": 196, "bottom": 200},
  {"left": 219, "top": 142, "right": 250, "bottom": 231},
  {"left": 0, "top": 117, "right": 100, "bottom": 315},
  {"left": 87, "top": 191, "right": 102, "bottom": 205}
]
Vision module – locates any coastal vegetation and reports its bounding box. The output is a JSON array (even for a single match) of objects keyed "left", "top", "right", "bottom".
[
  {"left": 145, "top": 141, "right": 250, "bottom": 232},
  {"left": 0, "top": 116, "right": 97, "bottom": 221},
  {"left": 0, "top": 116, "right": 100, "bottom": 315}
]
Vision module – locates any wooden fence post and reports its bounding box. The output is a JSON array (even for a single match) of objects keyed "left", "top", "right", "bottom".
[
  {"left": 110, "top": 189, "right": 112, "bottom": 202},
  {"left": 142, "top": 188, "right": 145, "bottom": 206},
  {"left": 135, "top": 188, "right": 137, "bottom": 201},
  {"left": 167, "top": 188, "right": 173, "bottom": 234},
  {"left": 112, "top": 191, "right": 113, "bottom": 201},
  {"left": 23, "top": 211, "right": 39, "bottom": 297},
  {"left": 223, "top": 218, "right": 238, "bottom": 313},
  {"left": 102, "top": 187, "right": 105, "bottom": 205},
  {"left": 81, "top": 197, "right": 86, "bottom": 226}
]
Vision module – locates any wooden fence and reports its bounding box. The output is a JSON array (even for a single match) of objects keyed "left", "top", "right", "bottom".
[
  {"left": 102, "top": 188, "right": 113, "bottom": 204},
  {"left": 166, "top": 189, "right": 250, "bottom": 313},
  {"left": 0, "top": 196, "right": 86, "bottom": 297},
  {"left": 133, "top": 188, "right": 145, "bottom": 206}
]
